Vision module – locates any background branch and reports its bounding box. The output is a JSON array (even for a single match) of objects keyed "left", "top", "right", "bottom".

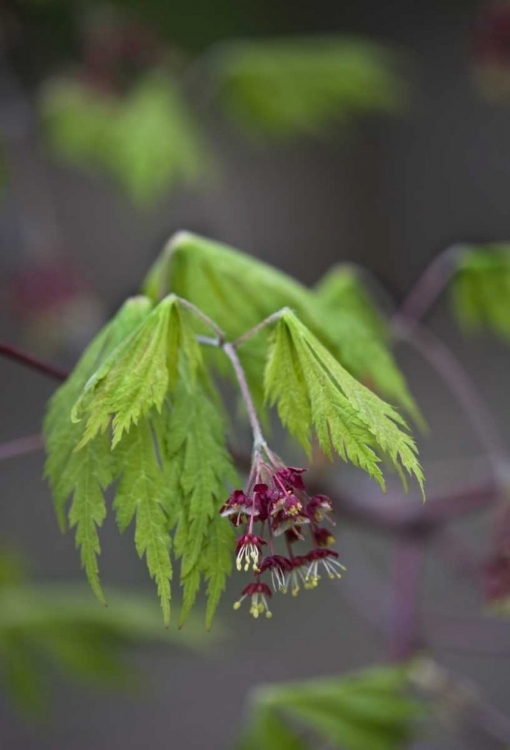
[{"left": 0, "top": 343, "right": 68, "bottom": 382}]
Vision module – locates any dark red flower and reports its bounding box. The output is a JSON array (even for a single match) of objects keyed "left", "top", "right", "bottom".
[
  {"left": 220, "top": 447, "right": 342, "bottom": 617},
  {"left": 484, "top": 555, "right": 510, "bottom": 603},
  {"left": 258, "top": 555, "right": 293, "bottom": 592},
  {"left": 313, "top": 527, "right": 336, "bottom": 548},
  {"left": 233, "top": 581, "right": 273, "bottom": 618},
  {"left": 284, "top": 555, "right": 313, "bottom": 596},
  {"left": 253, "top": 483, "right": 282, "bottom": 522},
  {"left": 306, "top": 494, "right": 334, "bottom": 523},
  {"left": 305, "top": 548, "right": 346, "bottom": 587},
  {"left": 275, "top": 466, "right": 307, "bottom": 491},
  {"left": 235, "top": 533, "right": 267, "bottom": 572},
  {"left": 220, "top": 489, "right": 254, "bottom": 526}
]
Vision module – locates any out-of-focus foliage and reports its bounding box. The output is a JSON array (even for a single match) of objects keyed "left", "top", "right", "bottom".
[
  {"left": 216, "top": 37, "right": 404, "bottom": 139},
  {"left": 237, "top": 664, "right": 423, "bottom": 750},
  {"left": 451, "top": 245, "right": 510, "bottom": 340},
  {"left": 0, "top": 549, "right": 207, "bottom": 715},
  {"left": 41, "top": 73, "right": 207, "bottom": 205}
]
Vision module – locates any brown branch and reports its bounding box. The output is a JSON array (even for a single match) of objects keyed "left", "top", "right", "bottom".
[
  {"left": 0, "top": 433, "right": 44, "bottom": 461},
  {"left": 0, "top": 343, "right": 68, "bottom": 382}
]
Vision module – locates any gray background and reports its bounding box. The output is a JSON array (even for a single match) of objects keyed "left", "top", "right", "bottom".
[{"left": 2, "top": 1, "right": 510, "bottom": 747}]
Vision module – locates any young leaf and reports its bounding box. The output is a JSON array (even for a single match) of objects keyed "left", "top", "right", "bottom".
[
  {"left": 451, "top": 245, "right": 510, "bottom": 340},
  {"left": 265, "top": 311, "right": 424, "bottom": 494},
  {"left": 41, "top": 73, "right": 207, "bottom": 206},
  {"left": 315, "top": 266, "right": 422, "bottom": 423},
  {"left": 202, "top": 515, "right": 235, "bottom": 630},
  {"left": 44, "top": 297, "right": 154, "bottom": 600},
  {"left": 72, "top": 295, "right": 202, "bottom": 449},
  {"left": 105, "top": 74, "right": 208, "bottom": 206},
  {"left": 238, "top": 706, "right": 306, "bottom": 750},
  {"left": 215, "top": 37, "right": 403, "bottom": 139},
  {"left": 143, "top": 232, "right": 420, "bottom": 420},
  {"left": 113, "top": 417, "right": 173, "bottom": 626},
  {"left": 240, "top": 665, "right": 421, "bottom": 750},
  {"left": 160, "top": 377, "right": 237, "bottom": 628},
  {"left": 0, "top": 576, "right": 208, "bottom": 715}
]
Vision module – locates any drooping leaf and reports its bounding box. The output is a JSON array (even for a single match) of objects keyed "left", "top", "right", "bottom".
[
  {"left": 160, "top": 377, "right": 237, "bottom": 628},
  {"left": 113, "top": 417, "right": 173, "bottom": 626},
  {"left": 142, "top": 232, "right": 421, "bottom": 421},
  {"left": 451, "top": 245, "right": 510, "bottom": 340},
  {"left": 215, "top": 37, "right": 403, "bottom": 139},
  {"left": 315, "top": 266, "right": 422, "bottom": 423},
  {"left": 72, "top": 294, "right": 202, "bottom": 449},
  {"left": 238, "top": 665, "right": 422, "bottom": 750},
  {"left": 44, "top": 297, "right": 154, "bottom": 600},
  {"left": 265, "top": 311, "right": 424, "bottom": 494}
]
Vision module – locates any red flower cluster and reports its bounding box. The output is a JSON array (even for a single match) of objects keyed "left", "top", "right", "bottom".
[{"left": 220, "top": 452, "right": 345, "bottom": 618}]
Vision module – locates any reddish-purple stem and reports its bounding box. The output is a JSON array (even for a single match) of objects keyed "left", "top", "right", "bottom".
[
  {"left": 389, "top": 537, "right": 424, "bottom": 661},
  {"left": 0, "top": 342, "right": 68, "bottom": 382},
  {"left": 0, "top": 433, "right": 44, "bottom": 461},
  {"left": 394, "top": 244, "right": 464, "bottom": 329}
]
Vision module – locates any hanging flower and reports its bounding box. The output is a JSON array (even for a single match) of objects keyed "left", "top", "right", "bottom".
[
  {"left": 221, "top": 444, "right": 345, "bottom": 618},
  {"left": 233, "top": 581, "right": 273, "bottom": 619},
  {"left": 258, "top": 554, "right": 293, "bottom": 592},
  {"left": 305, "top": 549, "right": 346, "bottom": 588},
  {"left": 235, "top": 533, "right": 266, "bottom": 572}
]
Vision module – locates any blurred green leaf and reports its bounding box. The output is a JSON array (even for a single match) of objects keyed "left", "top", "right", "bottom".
[
  {"left": 216, "top": 37, "right": 404, "bottom": 139},
  {"left": 0, "top": 582, "right": 211, "bottom": 715},
  {"left": 41, "top": 73, "right": 208, "bottom": 205},
  {"left": 105, "top": 74, "right": 208, "bottom": 205},
  {"left": 451, "top": 245, "right": 510, "bottom": 340},
  {"left": 237, "top": 665, "right": 423, "bottom": 750}
]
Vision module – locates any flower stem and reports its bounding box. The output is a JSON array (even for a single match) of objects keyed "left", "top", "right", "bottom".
[
  {"left": 176, "top": 296, "right": 226, "bottom": 342},
  {"left": 222, "top": 342, "right": 266, "bottom": 449},
  {"left": 233, "top": 308, "right": 289, "bottom": 348},
  {"left": 0, "top": 342, "right": 68, "bottom": 382}
]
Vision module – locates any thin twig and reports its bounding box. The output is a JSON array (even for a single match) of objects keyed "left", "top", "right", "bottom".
[
  {"left": 0, "top": 433, "right": 44, "bottom": 461},
  {"left": 0, "top": 343, "right": 68, "bottom": 382},
  {"left": 177, "top": 296, "right": 226, "bottom": 342},
  {"left": 394, "top": 244, "right": 465, "bottom": 330},
  {"left": 233, "top": 308, "right": 289, "bottom": 348},
  {"left": 389, "top": 537, "right": 425, "bottom": 661},
  {"left": 395, "top": 322, "right": 509, "bottom": 483},
  {"left": 222, "top": 342, "right": 266, "bottom": 449}
]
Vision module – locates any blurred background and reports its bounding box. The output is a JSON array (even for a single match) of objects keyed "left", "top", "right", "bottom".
[{"left": 2, "top": 0, "right": 510, "bottom": 748}]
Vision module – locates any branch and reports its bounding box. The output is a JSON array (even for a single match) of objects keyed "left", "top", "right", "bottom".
[
  {"left": 233, "top": 308, "right": 289, "bottom": 348},
  {"left": 393, "top": 243, "right": 465, "bottom": 330},
  {"left": 389, "top": 537, "right": 424, "bottom": 661},
  {"left": 395, "top": 323, "right": 509, "bottom": 482},
  {"left": 0, "top": 433, "right": 44, "bottom": 461},
  {"left": 0, "top": 343, "right": 68, "bottom": 382}
]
